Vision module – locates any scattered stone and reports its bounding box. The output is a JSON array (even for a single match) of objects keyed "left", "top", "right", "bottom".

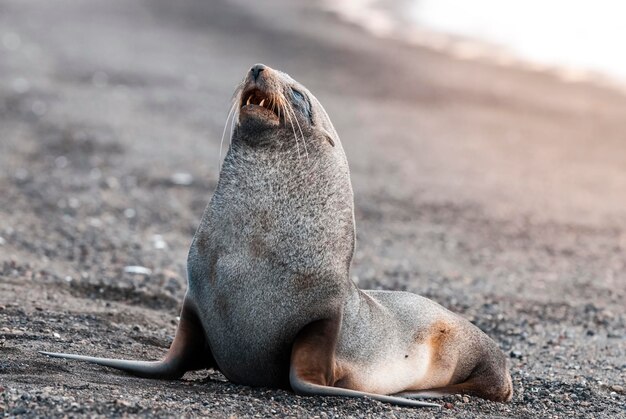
[
  {"left": 124, "top": 266, "right": 152, "bottom": 276},
  {"left": 114, "top": 399, "right": 132, "bottom": 407},
  {"left": 53, "top": 156, "right": 68, "bottom": 170},
  {"left": 11, "top": 406, "right": 27, "bottom": 415},
  {"left": 170, "top": 172, "right": 194, "bottom": 186},
  {"left": 611, "top": 385, "right": 624, "bottom": 393},
  {"left": 152, "top": 234, "right": 167, "bottom": 250},
  {"left": 443, "top": 402, "right": 454, "bottom": 409},
  {"left": 14, "top": 168, "right": 29, "bottom": 181}
]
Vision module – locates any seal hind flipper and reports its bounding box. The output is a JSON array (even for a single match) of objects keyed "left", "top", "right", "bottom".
[
  {"left": 392, "top": 391, "right": 448, "bottom": 399},
  {"left": 394, "top": 367, "right": 514, "bottom": 402},
  {"left": 289, "top": 318, "right": 440, "bottom": 408},
  {"left": 40, "top": 300, "right": 215, "bottom": 379},
  {"left": 404, "top": 372, "right": 513, "bottom": 402}
]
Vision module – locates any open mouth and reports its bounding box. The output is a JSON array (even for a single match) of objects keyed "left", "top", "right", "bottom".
[{"left": 240, "top": 88, "right": 280, "bottom": 118}]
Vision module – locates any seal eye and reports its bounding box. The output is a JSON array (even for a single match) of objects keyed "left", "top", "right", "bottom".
[
  {"left": 290, "top": 88, "right": 312, "bottom": 121},
  {"left": 292, "top": 89, "right": 305, "bottom": 102}
]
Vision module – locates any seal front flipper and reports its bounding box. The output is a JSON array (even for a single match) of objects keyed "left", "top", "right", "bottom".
[
  {"left": 289, "top": 318, "right": 440, "bottom": 408},
  {"left": 40, "top": 300, "right": 215, "bottom": 379}
]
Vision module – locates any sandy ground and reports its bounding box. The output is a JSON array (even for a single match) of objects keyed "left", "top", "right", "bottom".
[{"left": 1, "top": 0, "right": 625, "bottom": 417}]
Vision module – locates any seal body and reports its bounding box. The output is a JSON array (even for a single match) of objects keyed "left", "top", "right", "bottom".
[
  {"left": 188, "top": 134, "right": 355, "bottom": 388},
  {"left": 41, "top": 64, "right": 512, "bottom": 406}
]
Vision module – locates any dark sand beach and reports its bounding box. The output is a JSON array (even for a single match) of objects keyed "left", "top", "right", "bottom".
[{"left": 1, "top": 0, "right": 625, "bottom": 417}]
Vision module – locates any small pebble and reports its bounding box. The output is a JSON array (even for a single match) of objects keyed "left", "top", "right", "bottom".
[
  {"left": 11, "top": 407, "right": 27, "bottom": 415},
  {"left": 170, "top": 172, "right": 194, "bottom": 186},
  {"left": 124, "top": 266, "right": 152, "bottom": 276},
  {"left": 152, "top": 234, "right": 167, "bottom": 250}
]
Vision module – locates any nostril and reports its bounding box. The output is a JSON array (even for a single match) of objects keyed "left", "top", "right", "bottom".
[{"left": 250, "top": 64, "right": 267, "bottom": 81}]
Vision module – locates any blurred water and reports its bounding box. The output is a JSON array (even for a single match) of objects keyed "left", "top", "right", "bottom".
[{"left": 324, "top": 0, "right": 626, "bottom": 85}]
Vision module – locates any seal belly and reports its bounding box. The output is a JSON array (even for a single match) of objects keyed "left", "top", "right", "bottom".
[
  {"left": 335, "top": 342, "right": 433, "bottom": 395},
  {"left": 194, "top": 256, "right": 345, "bottom": 388}
]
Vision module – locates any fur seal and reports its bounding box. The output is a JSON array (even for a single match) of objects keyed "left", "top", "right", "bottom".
[{"left": 41, "top": 64, "right": 513, "bottom": 407}]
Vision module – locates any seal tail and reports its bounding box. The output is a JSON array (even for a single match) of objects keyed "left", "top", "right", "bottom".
[{"left": 39, "top": 301, "right": 213, "bottom": 379}]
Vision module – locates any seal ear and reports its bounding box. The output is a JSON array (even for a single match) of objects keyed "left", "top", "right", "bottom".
[{"left": 321, "top": 129, "right": 335, "bottom": 147}]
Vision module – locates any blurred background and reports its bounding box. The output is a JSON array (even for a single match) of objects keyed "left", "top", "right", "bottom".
[
  {"left": 329, "top": 0, "right": 626, "bottom": 85},
  {"left": 1, "top": 0, "right": 624, "bottom": 417}
]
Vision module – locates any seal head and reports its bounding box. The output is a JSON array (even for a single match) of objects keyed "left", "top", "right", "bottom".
[{"left": 235, "top": 63, "right": 337, "bottom": 149}]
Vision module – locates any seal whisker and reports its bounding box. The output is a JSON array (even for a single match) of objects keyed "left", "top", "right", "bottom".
[
  {"left": 270, "top": 96, "right": 280, "bottom": 122},
  {"left": 229, "top": 104, "right": 238, "bottom": 147},
  {"left": 286, "top": 101, "right": 308, "bottom": 160},
  {"left": 290, "top": 105, "right": 309, "bottom": 160},
  {"left": 219, "top": 100, "right": 238, "bottom": 170},
  {"left": 283, "top": 102, "right": 302, "bottom": 159},
  {"left": 272, "top": 95, "right": 283, "bottom": 123}
]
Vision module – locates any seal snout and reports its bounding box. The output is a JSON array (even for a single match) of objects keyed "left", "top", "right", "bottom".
[
  {"left": 250, "top": 63, "right": 267, "bottom": 81},
  {"left": 240, "top": 64, "right": 282, "bottom": 122}
]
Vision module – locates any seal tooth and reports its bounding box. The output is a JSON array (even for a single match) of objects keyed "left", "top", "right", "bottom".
[
  {"left": 246, "top": 96, "right": 252, "bottom": 106},
  {"left": 260, "top": 99, "right": 265, "bottom": 107}
]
